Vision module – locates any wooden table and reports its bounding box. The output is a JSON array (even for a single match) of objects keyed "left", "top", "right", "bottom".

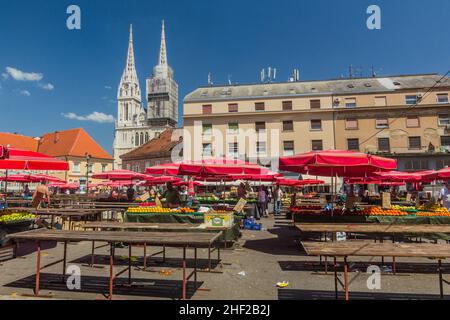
[
  {"left": 33, "top": 209, "right": 104, "bottom": 230},
  {"left": 81, "top": 221, "right": 224, "bottom": 271},
  {"left": 302, "top": 241, "right": 450, "bottom": 300},
  {"left": 296, "top": 223, "right": 450, "bottom": 235},
  {"left": 9, "top": 229, "right": 223, "bottom": 300}
]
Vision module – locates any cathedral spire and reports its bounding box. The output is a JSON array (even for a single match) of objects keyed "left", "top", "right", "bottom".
[
  {"left": 126, "top": 24, "right": 136, "bottom": 74},
  {"left": 158, "top": 19, "right": 167, "bottom": 66},
  {"left": 118, "top": 24, "right": 141, "bottom": 102}
]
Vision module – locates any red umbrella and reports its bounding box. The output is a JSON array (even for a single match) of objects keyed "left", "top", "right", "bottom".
[
  {"left": 146, "top": 163, "right": 181, "bottom": 176},
  {"left": 178, "top": 158, "right": 270, "bottom": 176},
  {"left": 143, "top": 175, "right": 182, "bottom": 185},
  {"left": 92, "top": 170, "right": 146, "bottom": 181},
  {"left": 0, "top": 174, "right": 34, "bottom": 183},
  {"left": 173, "top": 180, "right": 203, "bottom": 187},
  {"left": 0, "top": 146, "right": 69, "bottom": 171},
  {"left": 372, "top": 170, "right": 436, "bottom": 183},
  {"left": 279, "top": 150, "right": 397, "bottom": 177},
  {"left": 49, "top": 182, "right": 80, "bottom": 190},
  {"left": 432, "top": 168, "right": 450, "bottom": 180},
  {"left": 277, "top": 178, "right": 325, "bottom": 187},
  {"left": 345, "top": 177, "right": 383, "bottom": 185}
]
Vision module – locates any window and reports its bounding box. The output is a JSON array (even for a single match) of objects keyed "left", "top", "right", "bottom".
[
  {"left": 126, "top": 164, "right": 131, "bottom": 170},
  {"left": 228, "top": 103, "right": 238, "bottom": 113},
  {"left": 154, "top": 160, "right": 161, "bottom": 166},
  {"left": 140, "top": 132, "right": 144, "bottom": 145},
  {"left": 145, "top": 132, "right": 149, "bottom": 142},
  {"left": 283, "top": 120, "right": 294, "bottom": 131},
  {"left": 256, "top": 141, "right": 267, "bottom": 154},
  {"left": 311, "top": 140, "right": 323, "bottom": 151},
  {"left": 311, "top": 119, "right": 322, "bottom": 131},
  {"left": 437, "top": 93, "right": 449, "bottom": 104},
  {"left": 405, "top": 160, "right": 429, "bottom": 171},
  {"left": 345, "top": 98, "right": 357, "bottom": 108},
  {"left": 283, "top": 141, "right": 295, "bottom": 156},
  {"left": 345, "top": 118, "right": 358, "bottom": 130},
  {"left": 441, "top": 136, "right": 450, "bottom": 147},
  {"left": 228, "top": 142, "right": 239, "bottom": 158},
  {"left": 255, "top": 102, "right": 265, "bottom": 111},
  {"left": 409, "top": 136, "right": 421, "bottom": 150},
  {"left": 228, "top": 123, "right": 239, "bottom": 134},
  {"left": 406, "top": 116, "right": 420, "bottom": 128},
  {"left": 145, "top": 162, "right": 151, "bottom": 169},
  {"left": 378, "top": 138, "right": 390, "bottom": 152},
  {"left": 376, "top": 118, "right": 389, "bottom": 129},
  {"left": 347, "top": 138, "right": 360, "bottom": 151},
  {"left": 255, "top": 122, "right": 266, "bottom": 132},
  {"left": 310, "top": 99, "right": 321, "bottom": 109},
  {"left": 202, "top": 104, "right": 212, "bottom": 115},
  {"left": 202, "top": 124, "right": 212, "bottom": 135},
  {"left": 73, "top": 162, "right": 80, "bottom": 173},
  {"left": 375, "top": 96, "right": 387, "bottom": 107},
  {"left": 202, "top": 143, "right": 213, "bottom": 157},
  {"left": 405, "top": 95, "right": 418, "bottom": 105},
  {"left": 438, "top": 114, "right": 450, "bottom": 126},
  {"left": 135, "top": 133, "right": 139, "bottom": 146},
  {"left": 282, "top": 101, "right": 293, "bottom": 111},
  {"left": 101, "top": 164, "right": 108, "bottom": 172}
]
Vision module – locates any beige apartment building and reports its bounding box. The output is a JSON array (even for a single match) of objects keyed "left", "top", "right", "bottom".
[{"left": 183, "top": 74, "right": 450, "bottom": 173}]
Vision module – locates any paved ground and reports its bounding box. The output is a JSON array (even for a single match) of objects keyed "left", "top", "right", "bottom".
[{"left": 0, "top": 215, "right": 449, "bottom": 300}]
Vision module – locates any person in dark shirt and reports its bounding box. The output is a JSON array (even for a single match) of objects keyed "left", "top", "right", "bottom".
[{"left": 126, "top": 185, "right": 135, "bottom": 202}]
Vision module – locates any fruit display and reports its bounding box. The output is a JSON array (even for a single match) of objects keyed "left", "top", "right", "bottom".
[
  {"left": 174, "top": 207, "right": 196, "bottom": 214},
  {"left": 361, "top": 207, "right": 408, "bottom": 216},
  {"left": 0, "top": 212, "right": 36, "bottom": 224}
]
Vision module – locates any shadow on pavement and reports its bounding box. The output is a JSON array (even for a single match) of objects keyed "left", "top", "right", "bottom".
[{"left": 5, "top": 273, "right": 201, "bottom": 299}]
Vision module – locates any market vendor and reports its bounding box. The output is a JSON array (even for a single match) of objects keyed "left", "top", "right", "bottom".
[
  {"left": 440, "top": 181, "right": 450, "bottom": 210},
  {"left": 32, "top": 180, "right": 51, "bottom": 209},
  {"left": 162, "top": 182, "right": 181, "bottom": 208},
  {"left": 237, "top": 183, "right": 247, "bottom": 199}
]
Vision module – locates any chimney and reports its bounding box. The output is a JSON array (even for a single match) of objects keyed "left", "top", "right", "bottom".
[{"left": 54, "top": 131, "right": 60, "bottom": 143}]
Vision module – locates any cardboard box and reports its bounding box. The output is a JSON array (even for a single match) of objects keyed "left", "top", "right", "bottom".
[{"left": 204, "top": 210, "right": 234, "bottom": 229}]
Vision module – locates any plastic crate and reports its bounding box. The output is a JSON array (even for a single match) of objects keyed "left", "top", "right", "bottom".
[{"left": 252, "top": 223, "right": 262, "bottom": 231}]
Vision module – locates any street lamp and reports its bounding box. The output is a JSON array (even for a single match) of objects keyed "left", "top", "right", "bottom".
[{"left": 85, "top": 153, "right": 91, "bottom": 193}]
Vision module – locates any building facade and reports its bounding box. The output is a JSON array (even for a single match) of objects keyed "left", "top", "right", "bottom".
[
  {"left": 113, "top": 21, "right": 178, "bottom": 169},
  {"left": 183, "top": 74, "right": 450, "bottom": 173},
  {"left": 0, "top": 128, "right": 113, "bottom": 186},
  {"left": 120, "top": 128, "right": 183, "bottom": 173}
]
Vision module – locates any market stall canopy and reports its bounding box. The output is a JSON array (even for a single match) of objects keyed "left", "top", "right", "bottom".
[
  {"left": 146, "top": 163, "right": 181, "bottom": 176},
  {"left": 229, "top": 171, "right": 283, "bottom": 182},
  {"left": 279, "top": 150, "right": 397, "bottom": 177},
  {"left": 91, "top": 170, "right": 146, "bottom": 181},
  {"left": 0, "top": 146, "right": 69, "bottom": 171},
  {"left": 430, "top": 168, "right": 450, "bottom": 180},
  {"left": 143, "top": 175, "right": 183, "bottom": 185},
  {"left": 0, "top": 173, "right": 64, "bottom": 183},
  {"left": 173, "top": 180, "right": 203, "bottom": 187},
  {"left": 178, "top": 158, "right": 271, "bottom": 176},
  {"left": 98, "top": 180, "right": 135, "bottom": 187},
  {"left": 372, "top": 170, "right": 436, "bottom": 182},
  {"left": 276, "top": 178, "right": 325, "bottom": 187},
  {"left": 49, "top": 182, "right": 80, "bottom": 190}
]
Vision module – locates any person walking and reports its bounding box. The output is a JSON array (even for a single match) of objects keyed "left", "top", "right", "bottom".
[
  {"left": 273, "top": 186, "right": 283, "bottom": 216},
  {"left": 257, "top": 186, "right": 267, "bottom": 220},
  {"left": 440, "top": 181, "right": 450, "bottom": 210}
]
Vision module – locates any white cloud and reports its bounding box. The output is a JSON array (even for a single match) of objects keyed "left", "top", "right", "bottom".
[
  {"left": 6, "top": 67, "right": 43, "bottom": 81},
  {"left": 104, "top": 85, "right": 112, "bottom": 90},
  {"left": 1, "top": 73, "right": 9, "bottom": 80},
  {"left": 39, "top": 83, "right": 55, "bottom": 90},
  {"left": 62, "top": 111, "right": 115, "bottom": 123},
  {"left": 20, "top": 90, "right": 31, "bottom": 96}
]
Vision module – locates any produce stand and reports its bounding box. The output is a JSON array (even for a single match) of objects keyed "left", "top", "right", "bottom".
[
  {"left": 8, "top": 229, "right": 223, "bottom": 300},
  {"left": 302, "top": 241, "right": 450, "bottom": 300},
  {"left": 0, "top": 210, "right": 36, "bottom": 246}
]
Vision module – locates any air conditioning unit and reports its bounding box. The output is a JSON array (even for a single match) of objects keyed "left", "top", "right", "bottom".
[{"left": 417, "top": 93, "right": 423, "bottom": 99}]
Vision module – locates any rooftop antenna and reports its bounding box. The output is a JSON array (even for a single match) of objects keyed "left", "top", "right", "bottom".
[
  {"left": 228, "top": 74, "right": 232, "bottom": 85},
  {"left": 273, "top": 68, "right": 277, "bottom": 81},
  {"left": 261, "top": 68, "right": 265, "bottom": 82},
  {"left": 371, "top": 65, "right": 383, "bottom": 78},
  {"left": 349, "top": 65, "right": 354, "bottom": 79},
  {"left": 268, "top": 67, "right": 272, "bottom": 82},
  {"left": 208, "top": 72, "right": 213, "bottom": 86}
]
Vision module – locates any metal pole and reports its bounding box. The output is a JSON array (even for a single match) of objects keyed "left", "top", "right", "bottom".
[
  {"left": 182, "top": 247, "right": 187, "bottom": 300},
  {"left": 35, "top": 241, "right": 41, "bottom": 296},
  {"left": 334, "top": 257, "right": 338, "bottom": 300},
  {"left": 109, "top": 243, "right": 114, "bottom": 300},
  {"left": 344, "top": 257, "right": 349, "bottom": 301},
  {"left": 62, "top": 241, "right": 67, "bottom": 283},
  {"left": 4, "top": 170, "right": 8, "bottom": 207},
  {"left": 439, "top": 259, "right": 444, "bottom": 299}
]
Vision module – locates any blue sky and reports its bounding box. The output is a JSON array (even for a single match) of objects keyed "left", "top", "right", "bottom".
[{"left": 1, "top": 0, "right": 450, "bottom": 154}]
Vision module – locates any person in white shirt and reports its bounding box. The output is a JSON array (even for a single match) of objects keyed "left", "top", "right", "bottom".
[
  {"left": 440, "top": 182, "right": 450, "bottom": 210},
  {"left": 274, "top": 186, "right": 283, "bottom": 216}
]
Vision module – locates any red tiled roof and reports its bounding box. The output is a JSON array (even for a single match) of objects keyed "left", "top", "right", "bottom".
[
  {"left": 0, "top": 132, "right": 40, "bottom": 151},
  {"left": 38, "top": 128, "right": 112, "bottom": 160},
  {"left": 120, "top": 128, "right": 183, "bottom": 160}
]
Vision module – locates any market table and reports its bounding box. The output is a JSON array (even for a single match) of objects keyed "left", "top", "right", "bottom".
[
  {"left": 302, "top": 241, "right": 450, "bottom": 300},
  {"left": 33, "top": 209, "right": 104, "bottom": 230},
  {"left": 296, "top": 223, "right": 450, "bottom": 235},
  {"left": 81, "top": 221, "right": 224, "bottom": 270},
  {"left": 9, "top": 229, "right": 223, "bottom": 300}
]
